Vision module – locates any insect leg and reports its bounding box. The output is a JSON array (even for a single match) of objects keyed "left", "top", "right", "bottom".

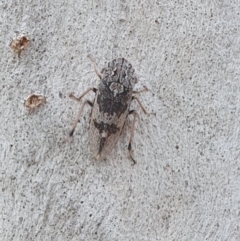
[
  {"left": 69, "top": 88, "right": 97, "bottom": 102},
  {"left": 64, "top": 100, "right": 93, "bottom": 143},
  {"left": 127, "top": 110, "right": 138, "bottom": 165},
  {"left": 132, "top": 96, "right": 156, "bottom": 116},
  {"left": 65, "top": 88, "right": 96, "bottom": 142},
  {"left": 87, "top": 54, "right": 102, "bottom": 80},
  {"left": 133, "top": 86, "right": 148, "bottom": 94}
]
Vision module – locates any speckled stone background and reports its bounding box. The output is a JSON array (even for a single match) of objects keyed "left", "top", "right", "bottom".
[{"left": 1, "top": 1, "right": 240, "bottom": 240}]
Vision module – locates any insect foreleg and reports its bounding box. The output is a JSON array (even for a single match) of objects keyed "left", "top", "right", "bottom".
[
  {"left": 87, "top": 54, "right": 102, "bottom": 80},
  {"left": 132, "top": 86, "right": 148, "bottom": 95},
  {"left": 69, "top": 88, "right": 97, "bottom": 102}
]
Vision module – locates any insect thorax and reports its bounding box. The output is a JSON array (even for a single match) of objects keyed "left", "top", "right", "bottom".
[
  {"left": 96, "top": 58, "right": 138, "bottom": 118},
  {"left": 102, "top": 58, "right": 138, "bottom": 94}
]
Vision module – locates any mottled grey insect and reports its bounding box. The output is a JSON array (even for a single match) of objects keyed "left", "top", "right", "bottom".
[{"left": 66, "top": 56, "right": 155, "bottom": 164}]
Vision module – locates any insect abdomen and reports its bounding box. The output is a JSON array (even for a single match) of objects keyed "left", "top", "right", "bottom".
[{"left": 89, "top": 83, "right": 132, "bottom": 160}]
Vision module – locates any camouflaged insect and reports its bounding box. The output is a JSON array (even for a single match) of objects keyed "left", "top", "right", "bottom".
[{"left": 67, "top": 56, "right": 155, "bottom": 164}]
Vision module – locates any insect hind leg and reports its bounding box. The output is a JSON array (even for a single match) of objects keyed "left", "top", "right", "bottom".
[{"left": 127, "top": 110, "right": 139, "bottom": 165}]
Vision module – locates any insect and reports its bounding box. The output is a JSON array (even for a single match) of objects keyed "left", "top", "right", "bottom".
[
  {"left": 24, "top": 94, "right": 46, "bottom": 112},
  {"left": 67, "top": 56, "right": 155, "bottom": 164},
  {"left": 10, "top": 35, "right": 30, "bottom": 57}
]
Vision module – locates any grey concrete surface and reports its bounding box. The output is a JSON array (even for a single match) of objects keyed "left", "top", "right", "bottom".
[{"left": 1, "top": 1, "right": 240, "bottom": 240}]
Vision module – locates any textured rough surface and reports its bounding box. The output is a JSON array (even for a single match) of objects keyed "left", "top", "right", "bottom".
[{"left": 1, "top": 1, "right": 240, "bottom": 240}]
